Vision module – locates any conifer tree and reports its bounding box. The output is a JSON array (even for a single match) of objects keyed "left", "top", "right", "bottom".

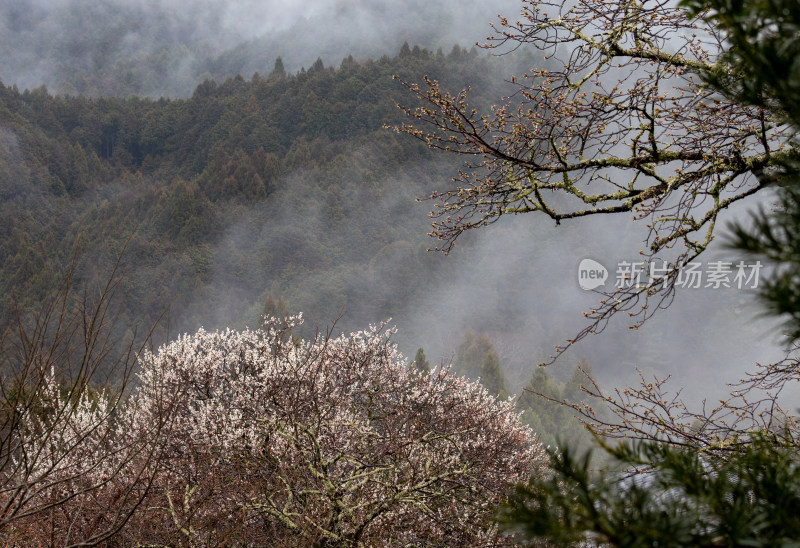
[
  {"left": 410, "top": 347, "right": 430, "bottom": 374},
  {"left": 454, "top": 330, "right": 490, "bottom": 380},
  {"left": 518, "top": 369, "right": 565, "bottom": 439},
  {"left": 480, "top": 348, "right": 508, "bottom": 399},
  {"left": 310, "top": 57, "right": 325, "bottom": 73},
  {"left": 499, "top": 434, "right": 800, "bottom": 547},
  {"left": 269, "top": 56, "right": 286, "bottom": 79},
  {"left": 453, "top": 331, "right": 509, "bottom": 398}
]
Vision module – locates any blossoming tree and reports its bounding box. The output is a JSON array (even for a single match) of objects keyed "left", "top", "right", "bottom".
[{"left": 122, "top": 316, "right": 545, "bottom": 546}]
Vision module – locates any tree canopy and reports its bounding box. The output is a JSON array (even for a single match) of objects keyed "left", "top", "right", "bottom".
[
  {"left": 499, "top": 434, "right": 800, "bottom": 547},
  {"left": 0, "top": 46, "right": 516, "bottom": 354},
  {"left": 7, "top": 316, "right": 546, "bottom": 545}
]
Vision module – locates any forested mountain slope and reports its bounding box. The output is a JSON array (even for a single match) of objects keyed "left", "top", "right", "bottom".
[
  {"left": 0, "top": 40, "right": 779, "bottom": 407},
  {"left": 0, "top": 47, "right": 539, "bottom": 362}
]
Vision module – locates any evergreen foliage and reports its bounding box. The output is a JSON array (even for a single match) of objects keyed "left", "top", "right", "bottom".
[
  {"left": 516, "top": 362, "right": 596, "bottom": 454},
  {"left": 683, "top": 0, "right": 800, "bottom": 342},
  {"left": 453, "top": 331, "right": 509, "bottom": 398},
  {"left": 481, "top": 348, "right": 508, "bottom": 400},
  {"left": 498, "top": 435, "right": 800, "bottom": 547},
  {"left": 0, "top": 47, "right": 514, "bottom": 351},
  {"left": 410, "top": 347, "right": 430, "bottom": 374},
  {"left": 269, "top": 57, "right": 286, "bottom": 79}
]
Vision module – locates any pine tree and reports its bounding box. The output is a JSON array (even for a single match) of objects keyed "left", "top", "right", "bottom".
[
  {"left": 310, "top": 57, "right": 325, "bottom": 73},
  {"left": 410, "top": 347, "right": 430, "bottom": 375},
  {"left": 453, "top": 330, "right": 487, "bottom": 380},
  {"left": 498, "top": 434, "right": 800, "bottom": 546},
  {"left": 262, "top": 292, "right": 289, "bottom": 320},
  {"left": 480, "top": 348, "right": 507, "bottom": 399},
  {"left": 269, "top": 57, "right": 286, "bottom": 79},
  {"left": 453, "top": 331, "right": 509, "bottom": 398},
  {"left": 518, "top": 369, "right": 566, "bottom": 439},
  {"left": 340, "top": 54, "right": 356, "bottom": 72}
]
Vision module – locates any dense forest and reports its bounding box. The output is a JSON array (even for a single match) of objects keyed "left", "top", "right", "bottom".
[
  {"left": 0, "top": 44, "right": 538, "bottom": 339},
  {"left": 0, "top": 42, "right": 594, "bottom": 439}
]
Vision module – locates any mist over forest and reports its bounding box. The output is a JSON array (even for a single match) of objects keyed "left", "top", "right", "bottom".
[
  {"left": 0, "top": 0, "right": 527, "bottom": 97},
  {"left": 0, "top": 0, "right": 788, "bottom": 443},
  {"left": 3, "top": 0, "right": 799, "bottom": 544}
]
